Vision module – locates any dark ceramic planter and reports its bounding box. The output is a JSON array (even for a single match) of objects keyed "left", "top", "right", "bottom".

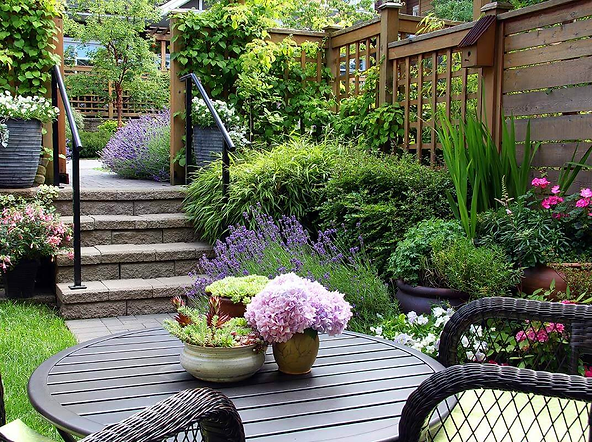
[
  {"left": 520, "top": 264, "right": 576, "bottom": 296},
  {"left": 395, "top": 279, "right": 469, "bottom": 315},
  {"left": 0, "top": 119, "right": 43, "bottom": 188},
  {"left": 3, "top": 259, "right": 40, "bottom": 299},
  {"left": 217, "top": 296, "right": 247, "bottom": 318}
]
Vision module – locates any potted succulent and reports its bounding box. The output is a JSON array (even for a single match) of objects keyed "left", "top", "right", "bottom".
[
  {"left": 191, "top": 97, "right": 246, "bottom": 168},
  {"left": 245, "top": 273, "right": 352, "bottom": 375},
  {"left": 0, "top": 92, "right": 59, "bottom": 188},
  {"left": 205, "top": 275, "right": 269, "bottom": 318},
  {"left": 163, "top": 296, "right": 266, "bottom": 383},
  {"left": 389, "top": 219, "right": 522, "bottom": 314},
  {"left": 0, "top": 189, "right": 72, "bottom": 298}
]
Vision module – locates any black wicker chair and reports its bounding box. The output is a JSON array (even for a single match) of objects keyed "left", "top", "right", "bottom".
[
  {"left": 399, "top": 297, "right": 592, "bottom": 442},
  {"left": 0, "top": 372, "right": 245, "bottom": 442}
]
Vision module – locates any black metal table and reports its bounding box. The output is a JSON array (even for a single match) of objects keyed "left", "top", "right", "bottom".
[{"left": 29, "top": 327, "right": 444, "bottom": 441}]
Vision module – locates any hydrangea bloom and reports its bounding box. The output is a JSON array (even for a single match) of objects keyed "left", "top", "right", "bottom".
[{"left": 245, "top": 273, "right": 352, "bottom": 343}]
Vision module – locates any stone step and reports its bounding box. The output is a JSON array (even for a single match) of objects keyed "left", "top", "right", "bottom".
[
  {"left": 57, "top": 275, "right": 195, "bottom": 319},
  {"left": 55, "top": 242, "right": 211, "bottom": 284},
  {"left": 62, "top": 214, "right": 197, "bottom": 246},
  {"left": 54, "top": 187, "right": 186, "bottom": 216}
]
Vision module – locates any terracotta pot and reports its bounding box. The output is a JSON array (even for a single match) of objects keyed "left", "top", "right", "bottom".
[
  {"left": 520, "top": 264, "right": 569, "bottom": 296},
  {"left": 217, "top": 296, "right": 247, "bottom": 318},
  {"left": 395, "top": 279, "right": 469, "bottom": 315},
  {"left": 3, "top": 259, "right": 40, "bottom": 299},
  {"left": 273, "top": 329, "right": 320, "bottom": 374},
  {"left": 180, "top": 342, "right": 266, "bottom": 383}
]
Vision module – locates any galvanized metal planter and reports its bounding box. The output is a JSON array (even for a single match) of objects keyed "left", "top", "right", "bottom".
[
  {"left": 0, "top": 119, "right": 43, "bottom": 188},
  {"left": 192, "top": 126, "right": 224, "bottom": 168}
]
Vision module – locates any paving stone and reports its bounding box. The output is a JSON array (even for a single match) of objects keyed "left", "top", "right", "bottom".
[
  {"left": 81, "top": 201, "right": 134, "bottom": 216},
  {"left": 92, "top": 215, "right": 137, "bottom": 230},
  {"left": 136, "top": 214, "right": 190, "bottom": 229},
  {"left": 61, "top": 216, "right": 95, "bottom": 231},
  {"left": 103, "top": 279, "right": 153, "bottom": 301},
  {"left": 60, "top": 301, "right": 127, "bottom": 319},
  {"left": 57, "top": 281, "right": 109, "bottom": 304},
  {"left": 133, "top": 199, "right": 184, "bottom": 215},
  {"left": 81, "top": 230, "right": 113, "bottom": 247},
  {"left": 151, "top": 275, "right": 194, "bottom": 298},
  {"left": 162, "top": 228, "right": 197, "bottom": 243},
  {"left": 153, "top": 243, "right": 204, "bottom": 261},
  {"left": 174, "top": 259, "right": 199, "bottom": 276},
  {"left": 112, "top": 229, "right": 163, "bottom": 245},
  {"left": 95, "top": 244, "right": 157, "bottom": 263},
  {"left": 56, "top": 246, "right": 101, "bottom": 266},
  {"left": 120, "top": 261, "right": 175, "bottom": 280},
  {"left": 56, "top": 263, "right": 120, "bottom": 284},
  {"left": 127, "top": 298, "right": 176, "bottom": 315}
]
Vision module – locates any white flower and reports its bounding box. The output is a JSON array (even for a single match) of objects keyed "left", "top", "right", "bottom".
[
  {"left": 393, "top": 333, "right": 413, "bottom": 345},
  {"left": 416, "top": 315, "right": 429, "bottom": 326},
  {"left": 406, "top": 311, "right": 418, "bottom": 325},
  {"left": 433, "top": 306, "right": 446, "bottom": 318},
  {"left": 461, "top": 336, "right": 469, "bottom": 347},
  {"left": 435, "top": 315, "right": 449, "bottom": 327}
]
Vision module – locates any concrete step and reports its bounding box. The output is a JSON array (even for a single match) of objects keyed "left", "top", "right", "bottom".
[
  {"left": 62, "top": 213, "right": 197, "bottom": 246},
  {"left": 55, "top": 242, "right": 212, "bottom": 283},
  {"left": 57, "top": 275, "right": 195, "bottom": 319},
  {"left": 54, "top": 187, "right": 186, "bottom": 216}
]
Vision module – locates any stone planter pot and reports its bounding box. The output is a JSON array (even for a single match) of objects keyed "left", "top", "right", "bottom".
[
  {"left": 272, "top": 329, "right": 319, "bottom": 375},
  {"left": 3, "top": 259, "right": 40, "bottom": 299},
  {"left": 395, "top": 279, "right": 468, "bottom": 315},
  {"left": 217, "top": 296, "right": 247, "bottom": 318},
  {"left": 193, "top": 126, "right": 224, "bottom": 168},
  {"left": 180, "top": 342, "right": 266, "bottom": 383},
  {"left": 0, "top": 119, "right": 43, "bottom": 188}
]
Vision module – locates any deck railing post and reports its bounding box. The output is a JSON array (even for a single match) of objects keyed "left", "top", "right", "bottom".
[
  {"left": 184, "top": 77, "right": 193, "bottom": 185},
  {"left": 51, "top": 70, "right": 60, "bottom": 187},
  {"left": 378, "top": 2, "right": 402, "bottom": 106}
]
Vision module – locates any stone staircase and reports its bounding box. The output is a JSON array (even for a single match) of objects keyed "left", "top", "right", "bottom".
[{"left": 54, "top": 187, "right": 210, "bottom": 319}]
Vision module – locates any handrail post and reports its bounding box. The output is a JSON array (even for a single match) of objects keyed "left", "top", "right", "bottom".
[
  {"left": 222, "top": 140, "right": 229, "bottom": 202},
  {"left": 51, "top": 69, "right": 60, "bottom": 187},
  {"left": 185, "top": 77, "right": 193, "bottom": 185}
]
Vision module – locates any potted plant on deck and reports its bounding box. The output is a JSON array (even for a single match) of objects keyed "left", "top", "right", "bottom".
[
  {"left": 245, "top": 273, "right": 352, "bottom": 375},
  {"left": 163, "top": 296, "right": 267, "bottom": 383},
  {"left": 0, "top": 189, "right": 72, "bottom": 298},
  {"left": 205, "top": 274, "right": 269, "bottom": 318},
  {"left": 388, "top": 219, "right": 522, "bottom": 314},
  {"left": 0, "top": 91, "right": 59, "bottom": 188}
]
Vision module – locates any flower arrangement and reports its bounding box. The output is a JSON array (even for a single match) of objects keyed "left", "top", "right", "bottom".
[
  {"left": 205, "top": 275, "right": 269, "bottom": 305},
  {"left": 191, "top": 97, "right": 248, "bottom": 146},
  {"left": 0, "top": 198, "right": 72, "bottom": 272},
  {"left": 245, "top": 273, "right": 352, "bottom": 343},
  {"left": 163, "top": 296, "right": 264, "bottom": 349}
]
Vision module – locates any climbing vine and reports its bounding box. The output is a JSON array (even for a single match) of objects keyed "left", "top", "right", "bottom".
[{"left": 0, "top": 0, "right": 62, "bottom": 96}]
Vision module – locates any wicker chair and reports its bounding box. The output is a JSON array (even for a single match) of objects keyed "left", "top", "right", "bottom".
[
  {"left": 398, "top": 297, "right": 592, "bottom": 442},
  {"left": 0, "top": 373, "right": 245, "bottom": 442}
]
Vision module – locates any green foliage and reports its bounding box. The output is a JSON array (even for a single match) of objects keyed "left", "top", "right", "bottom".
[
  {"left": 430, "top": 0, "right": 473, "bottom": 22},
  {"left": 237, "top": 38, "right": 334, "bottom": 142},
  {"left": 205, "top": 275, "right": 269, "bottom": 304},
  {"left": 184, "top": 138, "right": 340, "bottom": 243},
  {"left": 273, "top": 0, "right": 376, "bottom": 30},
  {"left": 335, "top": 67, "right": 404, "bottom": 152},
  {"left": 0, "top": 0, "right": 62, "bottom": 96},
  {"left": 438, "top": 113, "right": 539, "bottom": 238},
  {"left": 0, "top": 302, "right": 77, "bottom": 439},
  {"left": 66, "top": 0, "right": 162, "bottom": 124},
  {"left": 319, "top": 153, "right": 455, "bottom": 277},
  {"left": 78, "top": 121, "right": 118, "bottom": 158},
  {"left": 388, "top": 219, "right": 464, "bottom": 285},
  {"left": 172, "top": 1, "right": 272, "bottom": 100}
]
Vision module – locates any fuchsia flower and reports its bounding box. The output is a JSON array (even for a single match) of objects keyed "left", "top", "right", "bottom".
[
  {"left": 581, "top": 188, "right": 592, "bottom": 198},
  {"left": 551, "top": 186, "right": 561, "bottom": 195},
  {"left": 531, "top": 177, "right": 551, "bottom": 188},
  {"left": 585, "top": 367, "right": 592, "bottom": 378},
  {"left": 576, "top": 198, "right": 590, "bottom": 208},
  {"left": 541, "top": 196, "right": 564, "bottom": 209}
]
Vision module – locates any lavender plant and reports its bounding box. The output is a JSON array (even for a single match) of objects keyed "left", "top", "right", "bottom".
[
  {"left": 100, "top": 110, "right": 170, "bottom": 181},
  {"left": 188, "top": 209, "right": 397, "bottom": 333}
]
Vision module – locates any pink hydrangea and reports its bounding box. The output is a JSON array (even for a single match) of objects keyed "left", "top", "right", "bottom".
[
  {"left": 541, "top": 196, "right": 563, "bottom": 209},
  {"left": 245, "top": 273, "right": 352, "bottom": 343},
  {"left": 531, "top": 177, "right": 550, "bottom": 189},
  {"left": 581, "top": 188, "right": 592, "bottom": 198}
]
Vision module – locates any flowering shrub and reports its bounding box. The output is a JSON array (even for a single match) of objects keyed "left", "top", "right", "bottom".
[
  {"left": 191, "top": 97, "right": 248, "bottom": 147},
  {"left": 0, "top": 200, "right": 72, "bottom": 271},
  {"left": 100, "top": 111, "right": 170, "bottom": 181},
  {"left": 245, "top": 273, "right": 352, "bottom": 343},
  {"left": 371, "top": 306, "right": 456, "bottom": 358},
  {"left": 188, "top": 209, "right": 395, "bottom": 333}
]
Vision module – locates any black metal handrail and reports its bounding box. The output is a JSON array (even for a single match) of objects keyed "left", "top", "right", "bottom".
[
  {"left": 180, "top": 73, "right": 235, "bottom": 197},
  {"left": 52, "top": 65, "right": 85, "bottom": 290}
]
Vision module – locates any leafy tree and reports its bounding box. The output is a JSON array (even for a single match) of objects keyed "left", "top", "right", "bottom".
[
  {"left": 429, "top": 0, "right": 546, "bottom": 22},
  {"left": 66, "top": 0, "right": 162, "bottom": 125}
]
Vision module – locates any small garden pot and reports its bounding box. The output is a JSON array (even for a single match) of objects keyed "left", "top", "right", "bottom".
[
  {"left": 395, "top": 279, "right": 468, "bottom": 315},
  {"left": 0, "top": 119, "right": 43, "bottom": 188},
  {"left": 217, "top": 296, "right": 247, "bottom": 318},
  {"left": 273, "top": 329, "right": 319, "bottom": 375},
  {"left": 180, "top": 343, "right": 266, "bottom": 383},
  {"left": 193, "top": 126, "right": 224, "bottom": 168},
  {"left": 521, "top": 264, "right": 568, "bottom": 296},
  {"left": 3, "top": 259, "right": 40, "bottom": 299}
]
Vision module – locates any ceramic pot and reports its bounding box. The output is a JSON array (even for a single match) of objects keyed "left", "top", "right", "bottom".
[
  {"left": 217, "top": 296, "right": 247, "bottom": 318},
  {"left": 521, "top": 264, "right": 568, "bottom": 296},
  {"left": 272, "top": 329, "right": 319, "bottom": 374},
  {"left": 3, "top": 259, "right": 40, "bottom": 299},
  {"left": 395, "top": 279, "right": 468, "bottom": 315},
  {"left": 0, "top": 119, "right": 43, "bottom": 188},
  {"left": 180, "top": 342, "right": 266, "bottom": 383}
]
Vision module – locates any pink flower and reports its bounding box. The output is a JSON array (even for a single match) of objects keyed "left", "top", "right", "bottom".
[
  {"left": 585, "top": 367, "right": 592, "bottom": 378},
  {"left": 551, "top": 186, "right": 561, "bottom": 195},
  {"left": 581, "top": 188, "right": 592, "bottom": 198},
  {"left": 541, "top": 196, "right": 564, "bottom": 209},
  {"left": 576, "top": 198, "right": 590, "bottom": 208},
  {"left": 545, "top": 322, "right": 565, "bottom": 334},
  {"left": 531, "top": 177, "right": 551, "bottom": 189}
]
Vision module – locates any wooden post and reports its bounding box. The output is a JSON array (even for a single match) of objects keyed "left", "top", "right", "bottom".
[
  {"left": 45, "top": 17, "right": 67, "bottom": 185},
  {"left": 473, "top": 0, "right": 489, "bottom": 19},
  {"left": 479, "top": 1, "right": 512, "bottom": 145},
  {"left": 323, "top": 25, "right": 342, "bottom": 105},
  {"left": 169, "top": 12, "right": 186, "bottom": 185},
  {"left": 378, "top": 2, "right": 402, "bottom": 106},
  {"left": 107, "top": 81, "right": 114, "bottom": 119}
]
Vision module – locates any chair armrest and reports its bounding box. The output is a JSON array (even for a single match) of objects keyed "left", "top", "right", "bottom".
[
  {"left": 398, "top": 363, "right": 592, "bottom": 442},
  {"left": 438, "top": 297, "right": 592, "bottom": 369},
  {"left": 80, "top": 387, "right": 245, "bottom": 442}
]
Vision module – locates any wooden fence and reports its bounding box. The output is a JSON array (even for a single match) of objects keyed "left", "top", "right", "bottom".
[{"left": 387, "top": 0, "right": 592, "bottom": 187}]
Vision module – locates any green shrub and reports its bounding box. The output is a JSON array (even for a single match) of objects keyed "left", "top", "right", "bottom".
[
  {"left": 319, "top": 153, "right": 454, "bottom": 277},
  {"left": 78, "top": 120, "right": 119, "bottom": 158},
  {"left": 184, "top": 138, "right": 341, "bottom": 243}
]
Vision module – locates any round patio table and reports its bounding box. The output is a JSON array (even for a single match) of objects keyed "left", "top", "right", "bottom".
[{"left": 29, "top": 327, "right": 444, "bottom": 441}]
